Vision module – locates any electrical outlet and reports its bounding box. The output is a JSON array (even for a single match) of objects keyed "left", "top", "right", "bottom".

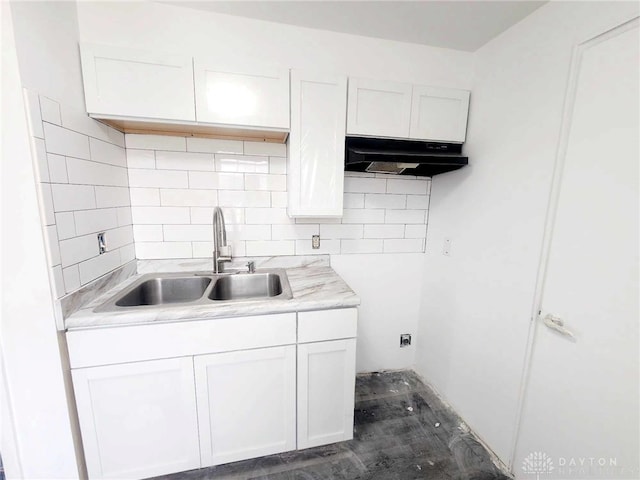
[
  {"left": 312, "top": 235, "right": 320, "bottom": 249},
  {"left": 442, "top": 238, "right": 452, "bottom": 256},
  {"left": 97, "top": 232, "right": 107, "bottom": 254},
  {"left": 400, "top": 334, "right": 411, "bottom": 347}
]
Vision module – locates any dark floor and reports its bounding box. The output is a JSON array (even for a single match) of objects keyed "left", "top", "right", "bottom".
[{"left": 152, "top": 370, "right": 512, "bottom": 480}]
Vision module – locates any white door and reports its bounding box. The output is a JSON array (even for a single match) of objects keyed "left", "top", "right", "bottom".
[
  {"left": 288, "top": 69, "right": 347, "bottom": 217},
  {"left": 409, "top": 86, "right": 470, "bottom": 143},
  {"left": 72, "top": 357, "right": 200, "bottom": 479},
  {"left": 347, "top": 77, "right": 412, "bottom": 138},
  {"left": 297, "top": 339, "right": 357, "bottom": 449},
  {"left": 80, "top": 43, "right": 195, "bottom": 121},
  {"left": 515, "top": 18, "right": 639, "bottom": 479},
  {"left": 194, "top": 345, "right": 296, "bottom": 466},
  {"left": 194, "top": 57, "right": 289, "bottom": 129}
]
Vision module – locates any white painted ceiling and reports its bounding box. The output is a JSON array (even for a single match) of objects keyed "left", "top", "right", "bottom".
[{"left": 164, "top": 1, "right": 546, "bottom": 52}]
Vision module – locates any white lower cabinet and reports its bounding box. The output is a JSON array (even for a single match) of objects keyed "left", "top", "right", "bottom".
[
  {"left": 72, "top": 357, "right": 200, "bottom": 479},
  {"left": 297, "top": 338, "right": 357, "bottom": 449},
  {"left": 194, "top": 345, "right": 297, "bottom": 466}
]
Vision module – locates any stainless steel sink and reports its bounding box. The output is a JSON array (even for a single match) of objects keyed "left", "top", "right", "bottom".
[
  {"left": 94, "top": 269, "right": 292, "bottom": 312},
  {"left": 209, "top": 273, "right": 282, "bottom": 301},
  {"left": 115, "top": 277, "right": 211, "bottom": 307}
]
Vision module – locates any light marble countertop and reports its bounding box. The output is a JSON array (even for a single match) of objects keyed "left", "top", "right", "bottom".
[{"left": 65, "top": 260, "right": 360, "bottom": 330}]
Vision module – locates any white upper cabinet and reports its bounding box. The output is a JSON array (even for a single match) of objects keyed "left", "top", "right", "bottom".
[
  {"left": 80, "top": 43, "right": 196, "bottom": 121},
  {"left": 288, "top": 69, "right": 347, "bottom": 217},
  {"left": 409, "top": 86, "right": 470, "bottom": 143},
  {"left": 347, "top": 77, "right": 412, "bottom": 138},
  {"left": 346, "top": 76, "right": 470, "bottom": 143},
  {"left": 194, "top": 57, "right": 290, "bottom": 129}
]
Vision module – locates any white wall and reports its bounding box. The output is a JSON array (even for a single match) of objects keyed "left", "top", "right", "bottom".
[
  {"left": 1, "top": 3, "right": 79, "bottom": 478},
  {"left": 415, "top": 0, "right": 640, "bottom": 467}
]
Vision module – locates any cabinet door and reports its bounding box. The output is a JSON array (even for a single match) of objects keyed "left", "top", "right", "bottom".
[
  {"left": 80, "top": 43, "right": 195, "bottom": 121},
  {"left": 297, "top": 339, "right": 357, "bottom": 449},
  {"left": 289, "top": 69, "right": 347, "bottom": 217},
  {"left": 347, "top": 77, "right": 412, "bottom": 138},
  {"left": 409, "top": 86, "right": 470, "bottom": 142},
  {"left": 194, "top": 57, "right": 290, "bottom": 129},
  {"left": 72, "top": 358, "right": 200, "bottom": 479},
  {"left": 195, "top": 345, "right": 296, "bottom": 466}
]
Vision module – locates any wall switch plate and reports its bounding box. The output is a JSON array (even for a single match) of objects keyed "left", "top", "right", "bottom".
[
  {"left": 443, "top": 238, "right": 452, "bottom": 256},
  {"left": 97, "top": 232, "right": 107, "bottom": 254},
  {"left": 312, "top": 235, "right": 320, "bottom": 249},
  {"left": 400, "top": 334, "right": 411, "bottom": 347}
]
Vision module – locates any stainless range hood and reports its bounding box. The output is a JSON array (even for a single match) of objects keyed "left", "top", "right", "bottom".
[{"left": 345, "top": 137, "right": 468, "bottom": 177}]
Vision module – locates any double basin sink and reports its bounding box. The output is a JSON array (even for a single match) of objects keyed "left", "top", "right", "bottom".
[{"left": 94, "top": 269, "right": 292, "bottom": 313}]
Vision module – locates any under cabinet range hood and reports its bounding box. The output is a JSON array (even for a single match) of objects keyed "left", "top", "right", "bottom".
[{"left": 344, "top": 137, "right": 468, "bottom": 177}]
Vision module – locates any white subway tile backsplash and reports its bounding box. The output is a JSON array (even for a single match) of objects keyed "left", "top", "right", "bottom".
[
  {"left": 78, "top": 249, "right": 121, "bottom": 285},
  {"left": 364, "top": 224, "right": 405, "bottom": 239},
  {"left": 245, "top": 174, "right": 286, "bottom": 191},
  {"left": 156, "top": 151, "right": 214, "bottom": 171},
  {"left": 342, "top": 209, "right": 385, "bottom": 224},
  {"left": 187, "top": 137, "right": 243, "bottom": 154},
  {"left": 245, "top": 240, "right": 295, "bottom": 256},
  {"left": 344, "top": 176, "right": 386, "bottom": 193},
  {"left": 136, "top": 242, "right": 192, "bottom": 259},
  {"left": 89, "top": 138, "right": 126, "bottom": 167},
  {"left": 245, "top": 208, "right": 289, "bottom": 224},
  {"left": 51, "top": 265, "right": 64, "bottom": 297},
  {"left": 59, "top": 234, "right": 99, "bottom": 266},
  {"left": 47, "top": 154, "right": 68, "bottom": 183},
  {"left": 405, "top": 224, "right": 428, "bottom": 239},
  {"left": 272, "top": 224, "right": 319, "bottom": 240},
  {"left": 55, "top": 212, "right": 76, "bottom": 240},
  {"left": 295, "top": 239, "right": 340, "bottom": 255},
  {"left": 383, "top": 238, "right": 424, "bottom": 253},
  {"left": 387, "top": 178, "right": 429, "bottom": 194},
  {"left": 340, "top": 239, "right": 384, "bottom": 254},
  {"left": 192, "top": 240, "right": 246, "bottom": 258},
  {"left": 74, "top": 209, "right": 119, "bottom": 236},
  {"left": 163, "top": 224, "right": 212, "bottom": 242},
  {"left": 385, "top": 209, "right": 426, "bottom": 224},
  {"left": 67, "top": 158, "right": 128, "bottom": 187},
  {"left": 131, "top": 206, "right": 190, "bottom": 225},
  {"left": 40, "top": 183, "right": 56, "bottom": 225},
  {"left": 126, "top": 134, "right": 186, "bottom": 151},
  {"left": 226, "top": 224, "right": 272, "bottom": 241},
  {"left": 34, "top": 138, "right": 50, "bottom": 182},
  {"left": 40, "top": 96, "right": 62, "bottom": 125},
  {"left": 160, "top": 188, "right": 217, "bottom": 207},
  {"left": 365, "top": 193, "right": 406, "bottom": 209},
  {"left": 107, "top": 225, "right": 134, "bottom": 249},
  {"left": 320, "top": 224, "right": 363, "bottom": 239},
  {"left": 243, "top": 141, "right": 286, "bottom": 157},
  {"left": 129, "top": 168, "right": 188, "bottom": 188},
  {"left": 44, "top": 123, "right": 90, "bottom": 159},
  {"left": 218, "top": 190, "right": 270, "bottom": 208},
  {"left": 406, "top": 195, "right": 430, "bottom": 209},
  {"left": 130, "top": 188, "right": 160, "bottom": 206},
  {"left": 126, "top": 149, "right": 155, "bottom": 169},
  {"left": 95, "top": 186, "right": 131, "bottom": 208},
  {"left": 269, "top": 157, "right": 287, "bottom": 174},
  {"left": 344, "top": 193, "right": 365, "bottom": 209},
  {"left": 133, "top": 225, "right": 164, "bottom": 242},
  {"left": 190, "top": 207, "right": 244, "bottom": 225},
  {"left": 188, "top": 172, "right": 244, "bottom": 190},
  {"left": 117, "top": 207, "right": 133, "bottom": 226},
  {"left": 62, "top": 265, "right": 81, "bottom": 293},
  {"left": 271, "top": 192, "right": 288, "bottom": 208},
  {"left": 119, "top": 244, "right": 136, "bottom": 264},
  {"left": 44, "top": 225, "right": 61, "bottom": 266},
  {"left": 23, "top": 90, "right": 44, "bottom": 138},
  {"left": 216, "top": 154, "right": 268, "bottom": 173},
  {"left": 51, "top": 184, "right": 96, "bottom": 212}
]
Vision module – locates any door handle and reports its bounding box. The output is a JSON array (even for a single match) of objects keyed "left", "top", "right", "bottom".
[{"left": 542, "top": 313, "right": 576, "bottom": 341}]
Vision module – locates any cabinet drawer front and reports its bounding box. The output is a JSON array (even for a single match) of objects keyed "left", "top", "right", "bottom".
[
  {"left": 298, "top": 308, "right": 358, "bottom": 343},
  {"left": 67, "top": 313, "right": 296, "bottom": 368},
  {"left": 80, "top": 43, "right": 195, "bottom": 121},
  {"left": 195, "top": 346, "right": 296, "bottom": 466},
  {"left": 72, "top": 357, "right": 200, "bottom": 479}
]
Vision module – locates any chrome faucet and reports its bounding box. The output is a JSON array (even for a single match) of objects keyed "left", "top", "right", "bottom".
[{"left": 212, "top": 207, "right": 232, "bottom": 273}]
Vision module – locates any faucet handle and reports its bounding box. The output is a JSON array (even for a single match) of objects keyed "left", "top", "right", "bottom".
[{"left": 247, "top": 261, "right": 255, "bottom": 273}]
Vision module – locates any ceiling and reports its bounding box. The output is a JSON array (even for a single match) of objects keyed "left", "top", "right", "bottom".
[{"left": 164, "top": 1, "right": 546, "bottom": 52}]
